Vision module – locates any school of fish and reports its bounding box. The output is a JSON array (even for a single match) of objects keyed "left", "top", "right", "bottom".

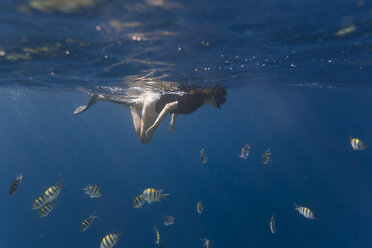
[{"left": 7, "top": 137, "right": 366, "bottom": 246}]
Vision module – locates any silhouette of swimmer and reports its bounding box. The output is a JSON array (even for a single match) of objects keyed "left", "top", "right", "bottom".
[{"left": 73, "top": 86, "right": 227, "bottom": 144}]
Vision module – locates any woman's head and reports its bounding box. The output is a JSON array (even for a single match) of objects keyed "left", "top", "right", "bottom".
[
  {"left": 210, "top": 86, "right": 227, "bottom": 108},
  {"left": 179, "top": 85, "right": 227, "bottom": 109}
]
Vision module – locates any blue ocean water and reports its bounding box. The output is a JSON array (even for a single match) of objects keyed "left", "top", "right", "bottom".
[{"left": 1, "top": 0, "right": 372, "bottom": 247}]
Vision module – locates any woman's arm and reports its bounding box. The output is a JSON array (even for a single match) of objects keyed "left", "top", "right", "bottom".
[
  {"left": 145, "top": 101, "right": 178, "bottom": 138},
  {"left": 168, "top": 113, "right": 178, "bottom": 134}
]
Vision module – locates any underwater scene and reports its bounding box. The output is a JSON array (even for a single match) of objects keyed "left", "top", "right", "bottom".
[{"left": 1, "top": 0, "right": 372, "bottom": 247}]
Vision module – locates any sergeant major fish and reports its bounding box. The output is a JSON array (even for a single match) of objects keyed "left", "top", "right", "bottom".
[
  {"left": 9, "top": 173, "right": 23, "bottom": 195},
  {"left": 83, "top": 185, "right": 101, "bottom": 198},
  {"left": 163, "top": 215, "right": 175, "bottom": 226},
  {"left": 294, "top": 203, "right": 315, "bottom": 219},
  {"left": 80, "top": 215, "right": 97, "bottom": 231},
  {"left": 239, "top": 144, "right": 251, "bottom": 159},
  {"left": 197, "top": 201, "right": 203, "bottom": 214},
  {"left": 133, "top": 194, "right": 146, "bottom": 208},
  {"left": 261, "top": 148, "right": 271, "bottom": 164},
  {"left": 350, "top": 137, "right": 367, "bottom": 150},
  {"left": 270, "top": 214, "right": 276, "bottom": 233},
  {"left": 100, "top": 231, "right": 123, "bottom": 248},
  {"left": 142, "top": 188, "right": 169, "bottom": 204},
  {"left": 38, "top": 201, "right": 57, "bottom": 218},
  {"left": 200, "top": 149, "right": 207, "bottom": 163},
  {"left": 32, "top": 195, "right": 47, "bottom": 210},
  {"left": 154, "top": 226, "right": 161, "bottom": 247},
  {"left": 202, "top": 238, "right": 211, "bottom": 248},
  {"left": 43, "top": 179, "right": 65, "bottom": 203}
]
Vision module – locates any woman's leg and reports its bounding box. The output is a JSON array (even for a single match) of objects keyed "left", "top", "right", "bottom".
[
  {"left": 145, "top": 101, "right": 178, "bottom": 138},
  {"left": 129, "top": 106, "right": 142, "bottom": 138},
  {"left": 139, "top": 97, "right": 158, "bottom": 142},
  {"left": 73, "top": 94, "right": 105, "bottom": 114}
]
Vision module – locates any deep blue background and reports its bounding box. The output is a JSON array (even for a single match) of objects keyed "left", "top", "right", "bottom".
[
  {"left": 0, "top": 86, "right": 371, "bottom": 247},
  {"left": 0, "top": 0, "right": 372, "bottom": 247}
]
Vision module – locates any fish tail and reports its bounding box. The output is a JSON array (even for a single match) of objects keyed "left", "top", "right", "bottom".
[
  {"left": 57, "top": 177, "right": 67, "bottom": 188},
  {"left": 160, "top": 193, "right": 170, "bottom": 201},
  {"left": 116, "top": 230, "right": 124, "bottom": 237}
]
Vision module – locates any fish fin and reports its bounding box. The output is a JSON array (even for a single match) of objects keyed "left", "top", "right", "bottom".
[
  {"left": 57, "top": 177, "right": 67, "bottom": 188},
  {"left": 116, "top": 230, "right": 124, "bottom": 237},
  {"left": 160, "top": 193, "right": 170, "bottom": 201}
]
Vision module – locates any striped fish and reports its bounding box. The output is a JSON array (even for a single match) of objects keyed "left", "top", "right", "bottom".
[
  {"left": 197, "top": 201, "right": 203, "bottom": 214},
  {"left": 83, "top": 185, "right": 101, "bottom": 198},
  {"left": 32, "top": 196, "right": 47, "bottom": 210},
  {"left": 294, "top": 203, "right": 315, "bottom": 219},
  {"left": 201, "top": 238, "right": 211, "bottom": 248},
  {"left": 261, "top": 148, "right": 271, "bottom": 164},
  {"left": 270, "top": 214, "right": 276, "bottom": 233},
  {"left": 200, "top": 149, "right": 207, "bottom": 163},
  {"left": 239, "top": 144, "right": 251, "bottom": 159},
  {"left": 142, "top": 188, "right": 169, "bottom": 204},
  {"left": 133, "top": 194, "right": 146, "bottom": 208},
  {"left": 100, "top": 232, "right": 123, "bottom": 248},
  {"left": 43, "top": 179, "right": 65, "bottom": 203},
  {"left": 350, "top": 137, "right": 367, "bottom": 150},
  {"left": 163, "top": 215, "right": 175, "bottom": 226},
  {"left": 154, "top": 226, "right": 161, "bottom": 247},
  {"left": 80, "top": 215, "right": 97, "bottom": 231},
  {"left": 9, "top": 173, "right": 23, "bottom": 195},
  {"left": 38, "top": 201, "right": 57, "bottom": 218}
]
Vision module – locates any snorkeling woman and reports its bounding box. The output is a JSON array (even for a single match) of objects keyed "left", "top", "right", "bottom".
[{"left": 73, "top": 86, "right": 227, "bottom": 144}]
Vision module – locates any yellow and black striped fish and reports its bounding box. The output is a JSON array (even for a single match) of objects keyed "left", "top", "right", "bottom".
[
  {"left": 9, "top": 173, "right": 23, "bottom": 195},
  {"left": 83, "top": 185, "right": 101, "bottom": 198},
  {"left": 197, "top": 201, "right": 203, "bottom": 214},
  {"left": 142, "top": 188, "right": 169, "bottom": 204},
  {"left": 200, "top": 149, "right": 207, "bottom": 163},
  {"left": 80, "top": 215, "right": 97, "bottom": 231},
  {"left": 154, "top": 226, "right": 161, "bottom": 247},
  {"left": 163, "top": 215, "right": 175, "bottom": 226},
  {"left": 270, "top": 214, "right": 276, "bottom": 233},
  {"left": 133, "top": 194, "right": 146, "bottom": 208},
  {"left": 38, "top": 201, "right": 57, "bottom": 218},
  {"left": 100, "top": 232, "right": 123, "bottom": 248},
  {"left": 43, "top": 179, "right": 65, "bottom": 203},
  {"left": 32, "top": 196, "right": 47, "bottom": 210},
  {"left": 261, "top": 148, "right": 271, "bottom": 164},
  {"left": 350, "top": 137, "right": 367, "bottom": 150},
  {"left": 294, "top": 203, "right": 315, "bottom": 219},
  {"left": 201, "top": 238, "right": 211, "bottom": 248},
  {"left": 239, "top": 144, "right": 251, "bottom": 159}
]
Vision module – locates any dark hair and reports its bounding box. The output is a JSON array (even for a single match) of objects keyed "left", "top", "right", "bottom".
[
  {"left": 178, "top": 85, "right": 227, "bottom": 108},
  {"left": 211, "top": 86, "right": 227, "bottom": 108}
]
